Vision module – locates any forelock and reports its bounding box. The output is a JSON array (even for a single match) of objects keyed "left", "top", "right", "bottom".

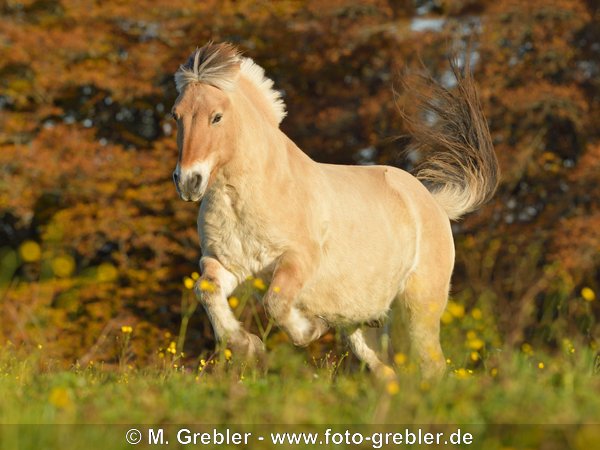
[{"left": 174, "top": 42, "right": 242, "bottom": 93}]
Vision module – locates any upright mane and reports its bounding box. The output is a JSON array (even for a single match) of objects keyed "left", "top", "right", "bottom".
[{"left": 175, "top": 42, "right": 287, "bottom": 125}]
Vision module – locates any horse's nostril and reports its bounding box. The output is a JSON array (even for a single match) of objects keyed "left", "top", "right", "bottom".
[
  {"left": 173, "top": 171, "right": 179, "bottom": 185},
  {"left": 192, "top": 173, "right": 202, "bottom": 191}
]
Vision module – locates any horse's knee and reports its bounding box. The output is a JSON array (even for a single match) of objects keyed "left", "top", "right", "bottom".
[{"left": 197, "top": 257, "right": 238, "bottom": 298}]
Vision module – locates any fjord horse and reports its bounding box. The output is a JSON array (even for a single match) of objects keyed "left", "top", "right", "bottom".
[{"left": 171, "top": 43, "right": 499, "bottom": 380}]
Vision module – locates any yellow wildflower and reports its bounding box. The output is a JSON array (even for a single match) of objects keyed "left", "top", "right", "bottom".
[
  {"left": 386, "top": 380, "right": 400, "bottom": 395},
  {"left": 490, "top": 367, "right": 498, "bottom": 377},
  {"left": 562, "top": 338, "right": 576, "bottom": 354},
  {"left": 253, "top": 278, "right": 266, "bottom": 291},
  {"left": 183, "top": 276, "right": 194, "bottom": 289},
  {"left": 454, "top": 368, "right": 470, "bottom": 379},
  {"left": 224, "top": 348, "right": 232, "bottom": 360},
  {"left": 468, "top": 338, "right": 485, "bottom": 350},
  {"left": 470, "top": 351, "right": 480, "bottom": 362},
  {"left": 538, "top": 362, "right": 544, "bottom": 369},
  {"left": 19, "top": 240, "right": 41, "bottom": 262},
  {"left": 191, "top": 271, "right": 200, "bottom": 280},
  {"left": 121, "top": 325, "right": 133, "bottom": 334},
  {"left": 581, "top": 287, "right": 596, "bottom": 302},
  {"left": 471, "top": 308, "right": 482, "bottom": 320},
  {"left": 393, "top": 352, "right": 407, "bottom": 366},
  {"left": 199, "top": 279, "right": 215, "bottom": 292},
  {"left": 446, "top": 301, "right": 465, "bottom": 319},
  {"left": 228, "top": 296, "right": 239, "bottom": 308},
  {"left": 167, "top": 341, "right": 177, "bottom": 355}
]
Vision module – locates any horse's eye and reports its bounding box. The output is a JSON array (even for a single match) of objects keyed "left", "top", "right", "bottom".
[{"left": 212, "top": 113, "right": 223, "bottom": 124}]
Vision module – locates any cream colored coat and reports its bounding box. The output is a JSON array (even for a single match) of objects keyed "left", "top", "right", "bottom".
[{"left": 171, "top": 43, "right": 498, "bottom": 381}]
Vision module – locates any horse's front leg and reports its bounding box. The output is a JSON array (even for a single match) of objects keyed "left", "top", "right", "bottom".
[
  {"left": 264, "top": 254, "right": 328, "bottom": 347},
  {"left": 196, "top": 256, "right": 264, "bottom": 358}
]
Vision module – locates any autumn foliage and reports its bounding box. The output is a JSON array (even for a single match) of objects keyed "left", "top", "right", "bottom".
[{"left": 0, "top": 0, "right": 598, "bottom": 366}]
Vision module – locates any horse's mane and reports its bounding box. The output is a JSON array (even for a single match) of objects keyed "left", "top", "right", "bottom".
[{"left": 174, "top": 42, "right": 287, "bottom": 125}]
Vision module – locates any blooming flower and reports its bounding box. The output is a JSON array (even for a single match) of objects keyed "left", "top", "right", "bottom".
[
  {"left": 386, "top": 380, "right": 400, "bottom": 395},
  {"left": 394, "top": 352, "right": 407, "bottom": 366},
  {"left": 471, "top": 308, "right": 483, "bottom": 320},
  {"left": 183, "top": 276, "right": 194, "bottom": 289},
  {"left": 581, "top": 287, "right": 596, "bottom": 302},
  {"left": 199, "top": 279, "right": 216, "bottom": 292},
  {"left": 446, "top": 301, "right": 465, "bottom": 319},
  {"left": 253, "top": 278, "right": 266, "bottom": 291}
]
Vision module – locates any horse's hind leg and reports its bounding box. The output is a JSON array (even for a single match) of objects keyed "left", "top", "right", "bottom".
[
  {"left": 197, "top": 257, "right": 264, "bottom": 359},
  {"left": 346, "top": 328, "right": 395, "bottom": 381},
  {"left": 403, "top": 273, "right": 448, "bottom": 381}
]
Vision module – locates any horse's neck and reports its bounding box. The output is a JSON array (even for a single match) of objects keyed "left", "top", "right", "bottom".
[
  {"left": 226, "top": 82, "right": 313, "bottom": 178},
  {"left": 216, "top": 126, "right": 314, "bottom": 210}
]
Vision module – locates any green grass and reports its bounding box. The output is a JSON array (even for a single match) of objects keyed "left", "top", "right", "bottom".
[{"left": 0, "top": 342, "right": 599, "bottom": 449}]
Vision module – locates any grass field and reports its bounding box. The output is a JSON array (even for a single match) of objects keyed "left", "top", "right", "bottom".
[{"left": 1, "top": 338, "right": 599, "bottom": 449}]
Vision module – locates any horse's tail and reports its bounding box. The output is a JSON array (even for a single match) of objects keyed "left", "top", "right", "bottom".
[{"left": 401, "top": 55, "right": 499, "bottom": 221}]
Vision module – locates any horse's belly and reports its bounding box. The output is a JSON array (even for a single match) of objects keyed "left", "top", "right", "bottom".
[{"left": 296, "top": 263, "right": 408, "bottom": 325}]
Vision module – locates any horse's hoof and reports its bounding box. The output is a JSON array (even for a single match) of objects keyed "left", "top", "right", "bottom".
[{"left": 227, "top": 332, "right": 265, "bottom": 362}]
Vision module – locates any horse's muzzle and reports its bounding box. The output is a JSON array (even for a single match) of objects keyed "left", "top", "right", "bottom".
[{"left": 173, "top": 170, "right": 203, "bottom": 202}]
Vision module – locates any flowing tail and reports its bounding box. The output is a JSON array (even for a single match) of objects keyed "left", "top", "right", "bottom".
[{"left": 401, "top": 55, "right": 500, "bottom": 220}]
